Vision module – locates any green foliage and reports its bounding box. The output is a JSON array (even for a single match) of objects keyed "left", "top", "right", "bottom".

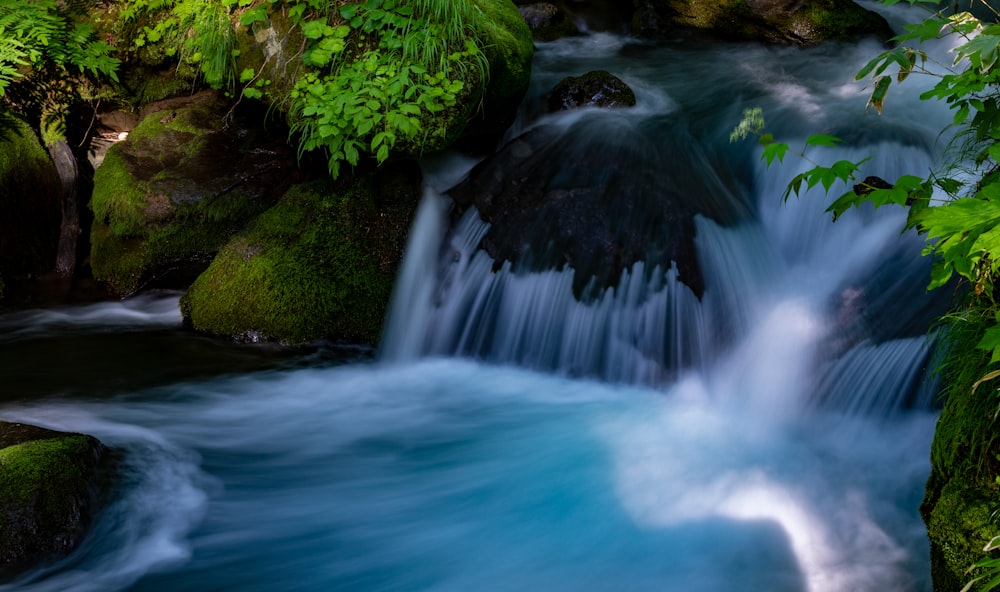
[
  {"left": 0, "top": 0, "right": 119, "bottom": 143},
  {"left": 284, "top": 0, "right": 488, "bottom": 178},
  {"left": 0, "top": 1, "right": 119, "bottom": 98},
  {"left": 118, "top": 0, "right": 491, "bottom": 178},
  {"left": 115, "top": 0, "right": 241, "bottom": 90},
  {"left": 731, "top": 0, "right": 1000, "bottom": 360}
]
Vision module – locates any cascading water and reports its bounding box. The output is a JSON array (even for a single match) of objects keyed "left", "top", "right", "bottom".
[{"left": 0, "top": 6, "right": 959, "bottom": 592}]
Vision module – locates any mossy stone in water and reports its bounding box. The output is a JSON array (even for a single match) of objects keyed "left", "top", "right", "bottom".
[
  {"left": 181, "top": 162, "right": 421, "bottom": 345},
  {"left": 0, "top": 421, "right": 106, "bottom": 579}
]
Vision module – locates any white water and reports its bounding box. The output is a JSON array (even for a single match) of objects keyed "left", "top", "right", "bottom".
[{"left": 0, "top": 11, "right": 959, "bottom": 592}]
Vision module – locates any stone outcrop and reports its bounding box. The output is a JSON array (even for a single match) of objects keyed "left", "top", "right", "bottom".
[
  {"left": 521, "top": 0, "right": 892, "bottom": 44},
  {"left": 0, "top": 421, "right": 107, "bottom": 580},
  {"left": 517, "top": 2, "right": 581, "bottom": 41},
  {"left": 89, "top": 91, "right": 300, "bottom": 297}
]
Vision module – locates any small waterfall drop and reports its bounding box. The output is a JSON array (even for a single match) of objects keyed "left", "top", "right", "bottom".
[{"left": 382, "top": 30, "right": 952, "bottom": 420}]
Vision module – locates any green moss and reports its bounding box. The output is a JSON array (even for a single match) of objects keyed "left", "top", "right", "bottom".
[
  {"left": 472, "top": 0, "right": 534, "bottom": 102},
  {"left": 90, "top": 146, "right": 150, "bottom": 238},
  {"left": 922, "top": 301, "right": 1000, "bottom": 590},
  {"left": 0, "top": 432, "right": 103, "bottom": 572},
  {"left": 89, "top": 95, "right": 291, "bottom": 296},
  {"left": 795, "top": 0, "right": 891, "bottom": 42},
  {"left": 926, "top": 478, "right": 999, "bottom": 591},
  {"left": 182, "top": 167, "right": 419, "bottom": 344},
  {"left": 0, "top": 437, "right": 93, "bottom": 507},
  {"left": 89, "top": 222, "right": 150, "bottom": 295}
]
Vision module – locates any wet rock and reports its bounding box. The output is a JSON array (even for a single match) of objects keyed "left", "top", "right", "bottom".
[
  {"left": 0, "top": 421, "right": 107, "bottom": 580},
  {"left": 548, "top": 70, "right": 637, "bottom": 112},
  {"left": 852, "top": 175, "right": 893, "bottom": 196},
  {"left": 450, "top": 117, "right": 753, "bottom": 298}
]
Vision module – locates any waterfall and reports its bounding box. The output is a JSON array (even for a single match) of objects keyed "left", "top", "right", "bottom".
[{"left": 382, "top": 139, "right": 944, "bottom": 419}]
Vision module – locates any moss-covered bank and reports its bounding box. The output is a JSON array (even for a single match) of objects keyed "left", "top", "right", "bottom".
[
  {"left": 181, "top": 162, "right": 421, "bottom": 344},
  {"left": 922, "top": 303, "right": 1000, "bottom": 591},
  {"left": 0, "top": 421, "right": 107, "bottom": 579}
]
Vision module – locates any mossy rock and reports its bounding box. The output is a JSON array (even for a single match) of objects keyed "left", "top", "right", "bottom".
[
  {"left": 89, "top": 91, "right": 300, "bottom": 296},
  {"left": 0, "top": 421, "right": 106, "bottom": 580},
  {"left": 924, "top": 475, "right": 998, "bottom": 592},
  {"left": 0, "top": 113, "right": 61, "bottom": 280},
  {"left": 921, "top": 305, "right": 1000, "bottom": 591},
  {"left": 180, "top": 161, "right": 421, "bottom": 344},
  {"left": 451, "top": 0, "right": 535, "bottom": 151},
  {"left": 632, "top": 0, "right": 892, "bottom": 44}
]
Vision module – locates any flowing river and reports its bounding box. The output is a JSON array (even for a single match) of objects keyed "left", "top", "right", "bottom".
[{"left": 0, "top": 5, "right": 959, "bottom": 591}]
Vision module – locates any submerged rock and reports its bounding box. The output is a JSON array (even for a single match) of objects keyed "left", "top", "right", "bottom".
[
  {"left": 0, "top": 421, "right": 107, "bottom": 580},
  {"left": 181, "top": 161, "right": 421, "bottom": 344},
  {"left": 548, "top": 70, "right": 637, "bottom": 112},
  {"left": 89, "top": 91, "right": 300, "bottom": 296}
]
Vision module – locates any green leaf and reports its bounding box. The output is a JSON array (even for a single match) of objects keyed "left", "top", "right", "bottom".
[
  {"left": 805, "top": 134, "right": 842, "bottom": 147},
  {"left": 868, "top": 75, "right": 893, "bottom": 114},
  {"left": 239, "top": 7, "right": 268, "bottom": 26},
  {"left": 761, "top": 142, "right": 789, "bottom": 167},
  {"left": 301, "top": 19, "right": 329, "bottom": 40},
  {"left": 827, "top": 190, "right": 860, "bottom": 221}
]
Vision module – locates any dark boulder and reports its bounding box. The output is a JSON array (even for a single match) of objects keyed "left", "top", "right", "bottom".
[
  {"left": 548, "top": 70, "right": 637, "bottom": 112},
  {"left": 0, "top": 421, "right": 108, "bottom": 580},
  {"left": 449, "top": 115, "right": 753, "bottom": 298},
  {"left": 518, "top": 3, "right": 582, "bottom": 41}
]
